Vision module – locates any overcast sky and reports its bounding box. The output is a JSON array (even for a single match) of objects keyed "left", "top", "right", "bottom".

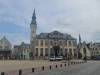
[{"left": 0, "top": 0, "right": 100, "bottom": 45}]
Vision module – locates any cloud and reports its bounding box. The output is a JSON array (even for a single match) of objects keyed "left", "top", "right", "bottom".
[{"left": 0, "top": 0, "right": 100, "bottom": 44}]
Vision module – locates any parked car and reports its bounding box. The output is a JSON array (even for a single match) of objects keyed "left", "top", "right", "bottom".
[
  {"left": 49, "top": 56, "right": 63, "bottom": 61},
  {"left": 92, "top": 55, "right": 100, "bottom": 60}
]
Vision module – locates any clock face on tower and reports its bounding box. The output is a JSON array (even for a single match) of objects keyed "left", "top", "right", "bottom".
[{"left": 32, "top": 33, "right": 36, "bottom": 38}]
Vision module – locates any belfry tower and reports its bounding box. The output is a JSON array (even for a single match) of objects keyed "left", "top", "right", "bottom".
[{"left": 30, "top": 9, "right": 37, "bottom": 59}]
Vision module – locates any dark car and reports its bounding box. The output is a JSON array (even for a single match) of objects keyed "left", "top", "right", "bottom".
[{"left": 92, "top": 55, "right": 100, "bottom": 60}]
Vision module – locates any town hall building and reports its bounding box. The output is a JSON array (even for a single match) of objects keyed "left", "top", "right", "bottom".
[{"left": 30, "top": 9, "right": 77, "bottom": 60}]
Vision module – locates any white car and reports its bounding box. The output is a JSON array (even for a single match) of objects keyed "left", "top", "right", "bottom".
[{"left": 49, "top": 56, "right": 63, "bottom": 61}]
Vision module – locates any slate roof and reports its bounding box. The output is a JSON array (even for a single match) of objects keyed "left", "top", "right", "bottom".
[{"left": 36, "top": 31, "right": 76, "bottom": 40}]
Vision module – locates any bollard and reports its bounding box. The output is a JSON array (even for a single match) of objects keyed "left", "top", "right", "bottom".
[
  {"left": 32, "top": 68, "right": 35, "bottom": 72},
  {"left": 71, "top": 62, "right": 72, "bottom": 65},
  {"left": 74, "top": 62, "right": 75, "bottom": 64},
  {"left": 65, "top": 63, "right": 66, "bottom": 66},
  {"left": 68, "top": 63, "right": 70, "bottom": 66},
  {"left": 72, "top": 62, "right": 73, "bottom": 65},
  {"left": 19, "top": 69, "right": 22, "bottom": 75},
  {"left": 55, "top": 65, "right": 57, "bottom": 68},
  {"left": 60, "top": 64, "right": 62, "bottom": 67},
  {"left": 42, "top": 66, "right": 44, "bottom": 71},
  {"left": 49, "top": 65, "right": 51, "bottom": 70},
  {"left": 1, "top": 72, "right": 5, "bottom": 75}
]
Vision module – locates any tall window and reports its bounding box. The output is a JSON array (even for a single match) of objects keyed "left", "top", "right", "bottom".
[
  {"left": 65, "top": 49, "right": 68, "bottom": 56},
  {"left": 36, "top": 40, "right": 39, "bottom": 46},
  {"left": 45, "top": 48, "right": 48, "bottom": 56},
  {"left": 45, "top": 40, "right": 48, "bottom": 46},
  {"left": 50, "top": 40, "right": 53, "bottom": 46},
  {"left": 73, "top": 41, "right": 77, "bottom": 46},
  {"left": 69, "top": 48, "right": 72, "bottom": 56},
  {"left": 60, "top": 48, "right": 63, "bottom": 56},
  {"left": 35, "top": 48, "right": 38, "bottom": 56},
  {"left": 64, "top": 48, "right": 68, "bottom": 59},
  {"left": 74, "top": 49, "right": 77, "bottom": 57},
  {"left": 59, "top": 40, "right": 62, "bottom": 45},
  {"left": 40, "top": 40, "right": 43, "bottom": 46},
  {"left": 65, "top": 41, "right": 67, "bottom": 46},
  {"left": 68, "top": 41, "right": 72, "bottom": 46},
  {"left": 40, "top": 48, "right": 43, "bottom": 56},
  {"left": 50, "top": 48, "right": 54, "bottom": 56}
]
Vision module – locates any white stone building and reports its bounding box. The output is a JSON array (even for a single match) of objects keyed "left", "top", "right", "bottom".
[
  {"left": 90, "top": 42, "right": 100, "bottom": 57},
  {"left": 14, "top": 42, "right": 30, "bottom": 60},
  {"left": 0, "top": 36, "right": 12, "bottom": 59},
  {"left": 30, "top": 9, "right": 78, "bottom": 60}
]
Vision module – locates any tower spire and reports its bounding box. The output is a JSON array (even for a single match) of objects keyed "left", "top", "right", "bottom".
[
  {"left": 31, "top": 8, "right": 37, "bottom": 25},
  {"left": 79, "top": 34, "right": 81, "bottom": 44}
]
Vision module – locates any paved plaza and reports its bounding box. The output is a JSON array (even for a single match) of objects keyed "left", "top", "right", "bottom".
[
  {"left": 27, "top": 61, "right": 100, "bottom": 75},
  {"left": 0, "top": 60, "right": 61, "bottom": 72},
  {"left": 1, "top": 60, "right": 100, "bottom": 75}
]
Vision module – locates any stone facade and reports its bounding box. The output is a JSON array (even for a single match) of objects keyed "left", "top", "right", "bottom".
[
  {"left": 34, "top": 31, "right": 77, "bottom": 59},
  {"left": 0, "top": 36, "right": 12, "bottom": 59},
  {"left": 90, "top": 42, "right": 100, "bottom": 57},
  {"left": 13, "top": 42, "right": 30, "bottom": 60}
]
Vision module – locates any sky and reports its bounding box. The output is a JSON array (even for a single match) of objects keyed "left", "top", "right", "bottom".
[{"left": 0, "top": 0, "right": 100, "bottom": 45}]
